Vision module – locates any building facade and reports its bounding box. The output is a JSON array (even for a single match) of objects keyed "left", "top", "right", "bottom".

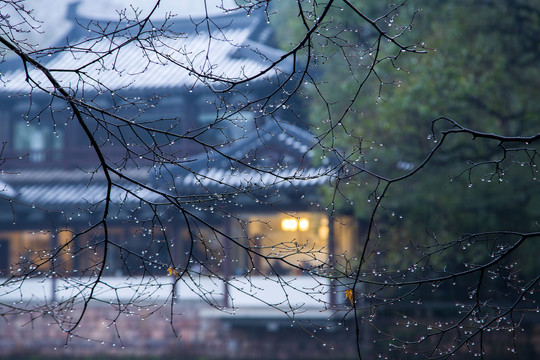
[{"left": 0, "top": 0, "right": 357, "bottom": 279}]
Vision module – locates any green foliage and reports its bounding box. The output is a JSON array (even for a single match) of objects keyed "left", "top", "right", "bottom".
[
  {"left": 363, "top": 0, "right": 540, "bottom": 232},
  {"left": 275, "top": 0, "right": 540, "bottom": 275}
]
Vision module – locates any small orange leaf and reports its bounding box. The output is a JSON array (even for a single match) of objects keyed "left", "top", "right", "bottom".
[
  {"left": 167, "top": 267, "right": 179, "bottom": 277},
  {"left": 345, "top": 289, "right": 354, "bottom": 305}
]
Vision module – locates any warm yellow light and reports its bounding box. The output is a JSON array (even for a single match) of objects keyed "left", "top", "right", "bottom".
[
  {"left": 298, "top": 218, "right": 309, "bottom": 231},
  {"left": 318, "top": 225, "right": 329, "bottom": 240},
  {"left": 281, "top": 218, "right": 298, "bottom": 231}
]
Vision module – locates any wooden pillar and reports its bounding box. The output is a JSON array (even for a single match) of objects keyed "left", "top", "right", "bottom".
[
  {"left": 222, "top": 217, "right": 231, "bottom": 308},
  {"left": 328, "top": 215, "right": 336, "bottom": 309},
  {"left": 50, "top": 230, "right": 59, "bottom": 302}
]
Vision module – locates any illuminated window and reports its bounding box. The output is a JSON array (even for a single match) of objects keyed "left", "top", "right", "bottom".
[
  {"left": 281, "top": 218, "right": 309, "bottom": 232},
  {"left": 298, "top": 218, "right": 309, "bottom": 231},
  {"left": 281, "top": 218, "right": 298, "bottom": 231}
]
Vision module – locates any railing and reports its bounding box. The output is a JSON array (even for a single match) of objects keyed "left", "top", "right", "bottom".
[{"left": 0, "top": 275, "right": 339, "bottom": 319}]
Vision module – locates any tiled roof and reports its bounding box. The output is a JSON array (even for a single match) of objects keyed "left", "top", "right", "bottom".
[
  {"left": 0, "top": 1, "right": 288, "bottom": 93},
  {"left": 0, "top": 121, "right": 333, "bottom": 208},
  {"left": 16, "top": 182, "right": 165, "bottom": 207},
  {"left": 4, "top": 167, "right": 328, "bottom": 208},
  {"left": 1, "top": 27, "right": 281, "bottom": 93},
  {"left": 168, "top": 120, "right": 335, "bottom": 191},
  {"left": 0, "top": 180, "right": 17, "bottom": 198},
  {"left": 76, "top": 0, "right": 241, "bottom": 21},
  {"left": 176, "top": 166, "right": 329, "bottom": 191}
]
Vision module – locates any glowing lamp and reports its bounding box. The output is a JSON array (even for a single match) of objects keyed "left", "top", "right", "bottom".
[
  {"left": 281, "top": 218, "right": 298, "bottom": 231},
  {"left": 298, "top": 218, "right": 309, "bottom": 231},
  {"left": 281, "top": 218, "right": 310, "bottom": 232}
]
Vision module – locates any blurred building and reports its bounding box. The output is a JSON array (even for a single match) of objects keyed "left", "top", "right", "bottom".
[{"left": 0, "top": 0, "right": 357, "bottom": 281}]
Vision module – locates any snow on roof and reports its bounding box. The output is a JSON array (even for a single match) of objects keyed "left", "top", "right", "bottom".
[
  {"left": 0, "top": 164, "right": 327, "bottom": 208},
  {"left": 0, "top": 0, "right": 285, "bottom": 93},
  {"left": 1, "top": 27, "right": 272, "bottom": 92},
  {"left": 0, "top": 180, "right": 17, "bottom": 198},
  {"left": 77, "top": 0, "right": 240, "bottom": 21},
  {"left": 0, "top": 0, "right": 241, "bottom": 52}
]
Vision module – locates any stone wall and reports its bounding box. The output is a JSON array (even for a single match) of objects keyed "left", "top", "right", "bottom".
[
  {"left": 0, "top": 303, "right": 358, "bottom": 359},
  {"left": 1, "top": 302, "right": 538, "bottom": 359}
]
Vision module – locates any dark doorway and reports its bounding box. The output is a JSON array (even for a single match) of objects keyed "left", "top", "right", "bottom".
[{"left": 0, "top": 239, "right": 10, "bottom": 275}]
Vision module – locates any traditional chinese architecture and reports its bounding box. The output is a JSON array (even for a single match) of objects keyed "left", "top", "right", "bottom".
[{"left": 0, "top": 0, "right": 357, "bottom": 278}]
